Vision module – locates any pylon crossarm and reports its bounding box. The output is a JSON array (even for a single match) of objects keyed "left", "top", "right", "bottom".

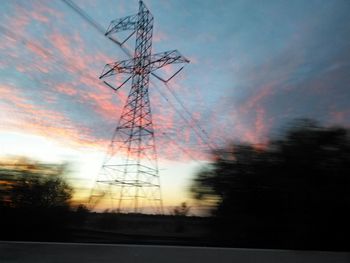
[
  {"left": 149, "top": 50, "right": 190, "bottom": 72},
  {"left": 100, "top": 50, "right": 189, "bottom": 79},
  {"left": 138, "top": 0, "right": 151, "bottom": 12},
  {"left": 105, "top": 14, "right": 138, "bottom": 36},
  {"left": 99, "top": 59, "right": 135, "bottom": 79}
]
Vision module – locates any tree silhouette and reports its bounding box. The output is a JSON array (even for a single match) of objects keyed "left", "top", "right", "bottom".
[
  {"left": 0, "top": 158, "right": 74, "bottom": 241},
  {"left": 191, "top": 119, "right": 350, "bottom": 250},
  {"left": 0, "top": 158, "right": 72, "bottom": 208},
  {"left": 173, "top": 202, "right": 190, "bottom": 216},
  {"left": 10, "top": 175, "right": 72, "bottom": 209}
]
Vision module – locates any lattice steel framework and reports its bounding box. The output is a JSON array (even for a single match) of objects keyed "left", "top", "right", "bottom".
[{"left": 90, "top": 1, "right": 189, "bottom": 214}]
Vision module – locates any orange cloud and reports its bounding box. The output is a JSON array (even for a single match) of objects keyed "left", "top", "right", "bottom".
[{"left": 0, "top": 84, "right": 106, "bottom": 150}]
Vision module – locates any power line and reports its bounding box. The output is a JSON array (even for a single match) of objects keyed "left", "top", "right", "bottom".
[
  {"left": 151, "top": 83, "right": 216, "bottom": 152},
  {"left": 61, "top": 0, "right": 105, "bottom": 34},
  {"left": 160, "top": 132, "right": 203, "bottom": 164},
  {"left": 2, "top": 1, "right": 216, "bottom": 163},
  {"left": 0, "top": 11, "right": 205, "bottom": 164},
  {"left": 61, "top": 0, "right": 133, "bottom": 54},
  {"left": 163, "top": 82, "right": 218, "bottom": 150},
  {"left": 59, "top": 0, "right": 218, "bottom": 153},
  {"left": 0, "top": 24, "right": 125, "bottom": 103}
]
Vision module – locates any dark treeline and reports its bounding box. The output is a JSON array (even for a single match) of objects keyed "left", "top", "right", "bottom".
[
  {"left": 2, "top": 119, "right": 350, "bottom": 250},
  {"left": 0, "top": 158, "right": 88, "bottom": 241},
  {"left": 0, "top": 158, "right": 205, "bottom": 245},
  {"left": 191, "top": 119, "right": 350, "bottom": 250}
]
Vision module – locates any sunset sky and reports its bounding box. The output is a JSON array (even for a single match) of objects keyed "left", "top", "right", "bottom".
[{"left": 1, "top": 0, "right": 350, "bottom": 213}]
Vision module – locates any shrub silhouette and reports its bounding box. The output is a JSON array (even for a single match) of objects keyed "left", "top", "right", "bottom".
[
  {"left": 0, "top": 158, "right": 73, "bottom": 241},
  {"left": 191, "top": 119, "right": 350, "bottom": 250}
]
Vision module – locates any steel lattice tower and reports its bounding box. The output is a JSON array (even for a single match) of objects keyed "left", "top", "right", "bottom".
[{"left": 90, "top": 1, "right": 189, "bottom": 214}]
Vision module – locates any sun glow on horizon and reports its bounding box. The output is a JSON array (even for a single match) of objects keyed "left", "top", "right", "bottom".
[{"left": 0, "top": 131, "right": 204, "bottom": 212}]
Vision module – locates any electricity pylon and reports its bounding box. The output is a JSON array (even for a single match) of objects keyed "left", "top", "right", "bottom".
[{"left": 90, "top": 1, "right": 189, "bottom": 214}]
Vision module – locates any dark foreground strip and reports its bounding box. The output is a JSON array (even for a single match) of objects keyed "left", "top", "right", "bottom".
[{"left": 1, "top": 241, "right": 350, "bottom": 263}]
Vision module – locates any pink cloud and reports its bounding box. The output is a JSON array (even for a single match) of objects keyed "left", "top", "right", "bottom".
[
  {"left": 25, "top": 41, "right": 50, "bottom": 60},
  {"left": 56, "top": 84, "right": 78, "bottom": 96},
  {"left": 50, "top": 32, "right": 74, "bottom": 59},
  {"left": 30, "top": 11, "right": 49, "bottom": 23},
  {"left": 153, "top": 31, "right": 168, "bottom": 43},
  {"left": 0, "top": 84, "right": 106, "bottom": 150}
]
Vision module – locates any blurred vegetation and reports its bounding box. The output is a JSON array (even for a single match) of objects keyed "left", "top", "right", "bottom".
[
  {"left": 172, "top": 202, "right": 191, "bottom": 233},
  {"left": 173, "top": 202, "right": 190, "bottom": 216},
  {"left": 2, "top": 118, "right": 350, "bottom": 250},
  {"left": 0, "top": 157, "right": 87, "bottom": 241},
  {"left": 191, "top": 119, "right": 350, "bottom": 250}
]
